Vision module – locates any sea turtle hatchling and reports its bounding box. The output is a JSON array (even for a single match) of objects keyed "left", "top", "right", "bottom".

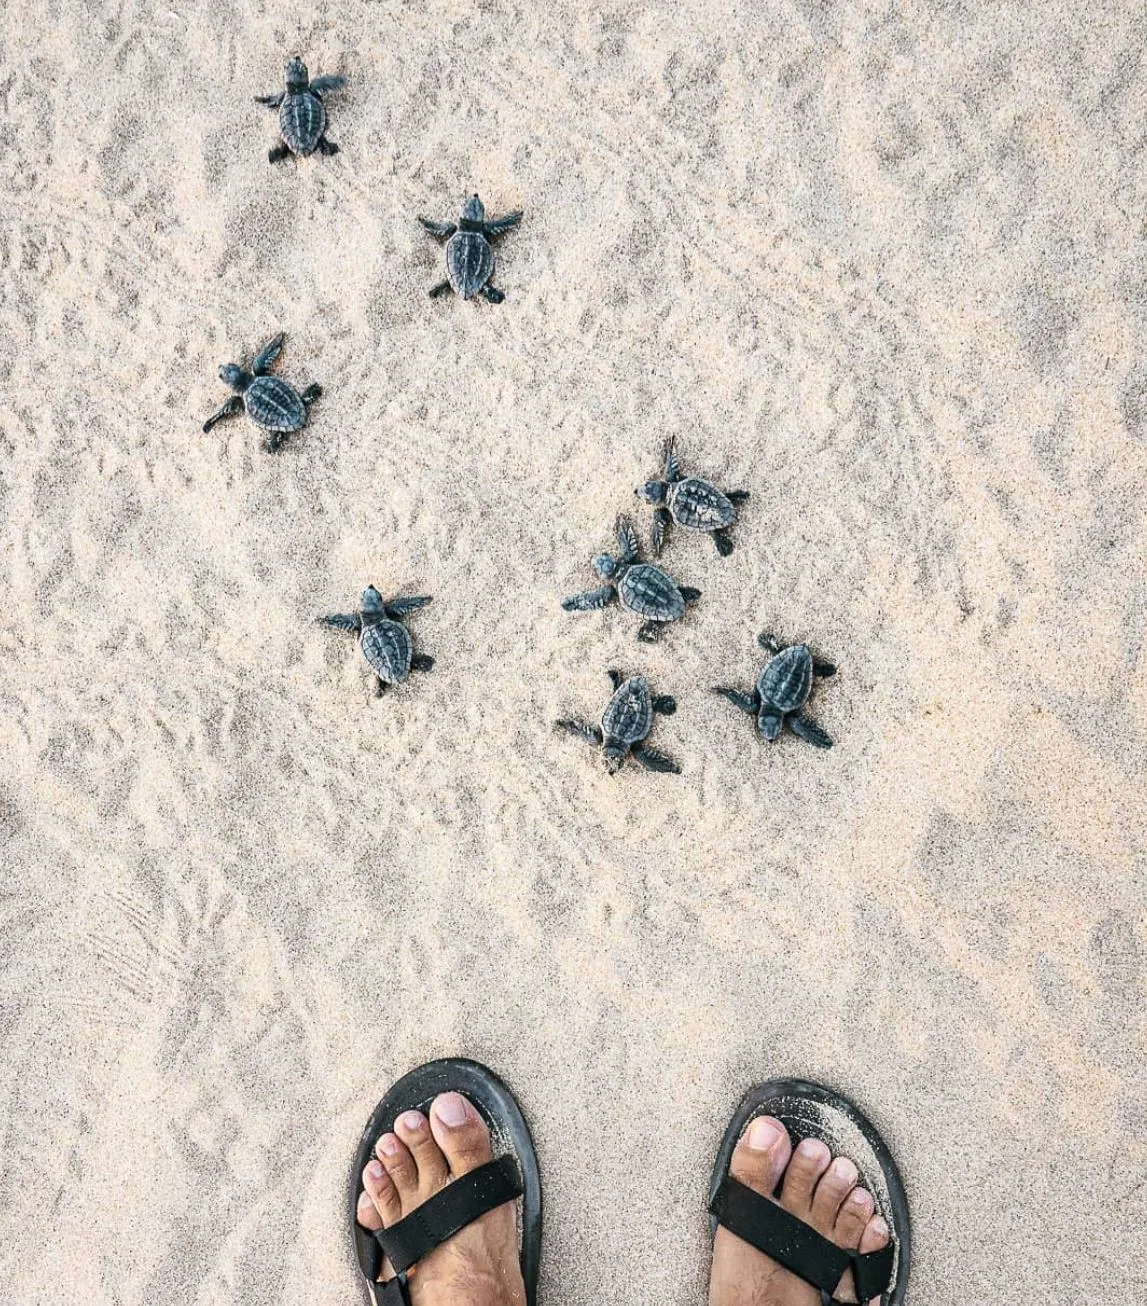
[
  {"left": 317, "top": 586, "right": 434, "bottom": 695},
  {"left": 562, "top": 517, "right": 701, "bottom": 643},
  {"left": 636, "top": 440, "right": 750, "bottom": 556},
  {"left": 202, "top": 333, "right": 321, "bottom": 453},
  {"left": 419, "top": 194, "right": 522, "bottom": 302},
  {"left": 558, "top": 671, "right": 680, "bottom": 774},
  {"left": 256, "top": 56, "right": 347, "bottom": 163},
  {"left": 713, "top": 633, "right": 837, "bottom": 748}
]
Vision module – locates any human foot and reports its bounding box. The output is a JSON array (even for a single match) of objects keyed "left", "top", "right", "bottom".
[
  {"left": 356, "top": 1091, "right": 526, "bottom": 1306},
  {"left": 709, "top": 1117, "right": 891, "bottom": 1306}
]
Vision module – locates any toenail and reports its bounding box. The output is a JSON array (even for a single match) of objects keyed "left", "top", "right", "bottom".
[
  {"left": 798, "top": 1138, "right": 826, "bottom": 1159},
  {"left": 830, "top": 1158, "right": 858, "bottom": 1184},
  {"left": 869, "top": 1216, "right": 888, "bottom": 1239},
  {"left": 850, "top": 1189, "right": 871, "bottom": 1207},
  {"left": 378, "top": 1134, "right": 399, "bottom": 1156},
  {"left": 400, "top": 1111, "right": 424, "bottom": 1133},
  {"left": 433, "top": 1093, "right": 470, "bottom": 1127},
  {"left": 357, "top": 1190, "right": 372, "bottom": 1208},
  {"left": 747, "top": 1119, "right": 780, "bottom": 1151},
  {"left": 366, "top": 1160, "right": 383, "bottom": 1180}
]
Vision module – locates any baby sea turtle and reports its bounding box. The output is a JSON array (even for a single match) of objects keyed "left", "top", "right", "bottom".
[
  {"left": 317, "top": 586, "right": 434, "bottom": 695},
  {"left": 558, "top": 671, "right": 680, "bottom": 774},
  {"left": 636, "top": 441, "right": 750, "bottom": 556},
  {"left": 713, "top": 633, "right": 836, "bottom": 748},
  {"left": 256, "top": 56, "right": 347, "bottom": 163},
  {"left": 419, "top": 194, "right": 522, "bottom": 303},
  {"left": 562, "top": 518, "right": 700, "bottom": 643},
  {"left": 202, "top": 333, "right": 321, "bottom": 453}
]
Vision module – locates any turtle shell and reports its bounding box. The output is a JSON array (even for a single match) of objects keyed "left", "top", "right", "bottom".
[
  {"left": 616, "top": 563, "right": 685, "bottom": 622},
  {"left": 668, "top": 477, "right": 736, "bottom": 532},
  {"left": 279, "top": 90, "right": 326, "bottom": 155},
  {"left": 601, "top": 676, "right": 653, "bottom": 747},
  {"left": 244, "top": 376, "right": 307, "bottom": 432},
  {"left": 360, "top": 618, "right": 413, "bottom": 685},
  {"left": 758, "top": 644, "right": 814, "bottom": 713},
  {"left": 446, "top": 230, "right": 494, "bottom": 299}
]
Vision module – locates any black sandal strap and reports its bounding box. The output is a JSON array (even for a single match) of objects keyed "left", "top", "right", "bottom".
[
  {"left": 374, "top": 1156, "right": 523, "bottom": 1276},
  {"left": 711, "top": 1176, "right": 895, "bottom": 1301}
]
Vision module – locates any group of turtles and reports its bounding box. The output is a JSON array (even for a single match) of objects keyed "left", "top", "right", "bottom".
[{"left": 201, "top": 57, "right": 836, "bottom": 776}]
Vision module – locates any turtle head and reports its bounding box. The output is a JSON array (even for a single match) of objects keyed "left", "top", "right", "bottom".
[
  {"left": 219, "top": 363, "right": 251, "bottom": 391},
  {"left": 758, "top": 709, "right": 783, "bottom": 742},
  {"left": 602, "top": 740, "right": 627, "bottom": 772},
  {"left": 286, "top": 56, "right": 309, "bottom": 89},
  {"left": 593, "top": 552, "right": 620, "bottom": 581},
  {"left": 462, "top": 194, "right": 486, "bottom": 223},
  {"left": 635, "top": 479, "right": 668, "bottom": 505},
  {"left": 361, "top": 586, "right": 387, "bottom": 615}
]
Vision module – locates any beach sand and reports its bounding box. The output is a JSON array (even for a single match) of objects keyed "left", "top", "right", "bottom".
[{"left": 1, "top": 0, "right": 1145, "bottom": 1301}]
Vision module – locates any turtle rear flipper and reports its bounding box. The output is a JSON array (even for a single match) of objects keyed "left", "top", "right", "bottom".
[
  {"left": 713, "top": 529, "right": 734, "bottom": 557},
  {"left": 679, "top": 586, "right": 702, "bottom": 602},
  {"left": 632, "top": 744, "right": 680, "bottom": 774},
  {"left": 318, "top": 136, "right": 339, "bottom": 156},
  {"left": 268, "top": 143, "right": 291, "bottom": 163},
  {"left": 410, "top": 653, "right": 435, "bottom": 672},
  {"left": 651, "top": 695, "right": 676, "bottom": 715},
  {"left": 790, "top": 714, "right": 832, "bottom": 749}
]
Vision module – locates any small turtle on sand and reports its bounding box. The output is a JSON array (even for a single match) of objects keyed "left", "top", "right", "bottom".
[
  {"left": 256, "top": 56, "right": 347, "bottom": 163},
  {"left": 558, "top": 671, "right": 680, "bottom": 774},
  {"left": 419, "top": 194, "right": 522, "bottom": 302},
  {"left": 317, "top": 587, "right": 434, "bottom": 695},
  {"left": 562, "top": 518, "right": 700, "bottom": 643},
  {"left": 713, "top": 633, "right": 836, "bottom": 748},
  {"left": 636, "top": 441, "right": 750, "bottom": 556},
  {"left": 202, "top": 333, "right": 321, "bottom": 452}
]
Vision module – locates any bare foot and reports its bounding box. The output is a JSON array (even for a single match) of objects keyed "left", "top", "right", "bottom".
[
  {"left": 709, "top": 1117, "right": 891, "bottom": 1306},
  {"left": 356, "top": 1092, "right": 526, "bottom": 1306}
]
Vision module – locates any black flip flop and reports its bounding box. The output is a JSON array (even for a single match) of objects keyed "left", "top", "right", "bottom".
[
  {"left": 709, "top": 1078, "right": 911, "bottom": 1305},
  {"left": 350, "top": 1058, "right": 542, "bottom": 1306}
]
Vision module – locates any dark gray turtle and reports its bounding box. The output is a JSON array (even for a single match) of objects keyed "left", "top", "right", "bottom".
[
  {"left": 636, "top": 440, "right": 750, "bottom": 556},
  {"left": 419, "top": 194, "right": 522, "bottom": 303},
  {"left": 558, "top": 670, "right": 680, "bottom": 774},
  {"left": 202, "top": 333, "right": 321, "bottom": 453},
  {"left": 713, "top": 633, "right": 836, "bottom": 748},
  {"left": 317, "top": 586, "right": 434, "bottom": 695},
  {"left": 256, "top": 56, "right": 347, "bottom": 163},
  {"left": 562, "top": 517, "right": 700, "bottom": 643}
]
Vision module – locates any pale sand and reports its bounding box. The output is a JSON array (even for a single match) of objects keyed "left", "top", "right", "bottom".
[{"left": 1, "top": 0, "right": 1145, "bottom": 1302}]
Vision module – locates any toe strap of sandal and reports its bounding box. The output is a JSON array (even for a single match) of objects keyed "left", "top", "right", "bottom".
[
  {"left": 370, "top": 1156, "right": 524, "bottom": 1305},
  {"left": 710, "top": 1175, "right": 895, "bottom": 1305}
]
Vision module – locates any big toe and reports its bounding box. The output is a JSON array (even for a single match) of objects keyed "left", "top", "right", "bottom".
[
  {"left": 728, "top": 1115, "right": 793, "bottom": 1197},
  {"left": 428, "top": 1092, "right": 495, "bottom": 1176}
]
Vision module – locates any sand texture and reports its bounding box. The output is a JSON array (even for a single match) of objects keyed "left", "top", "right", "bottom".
[{"left": 1, "top": 0, "right": 1145, "bottom": 1302}]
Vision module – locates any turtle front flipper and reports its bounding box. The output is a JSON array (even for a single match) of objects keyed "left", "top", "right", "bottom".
[
  {"left": 384, "top": 596, "right": 432, "bottom": 618},
  {"left": 255, "top": 92, "right": 285, "bottom": 107},
  {"left": 562, "top": 586, "right": 615, "bottom": 612},
  {"left": 202, "top": 394, "right": 243, "bottom": 433},
  {"left": 253, "top": 333, "right": 285, "bottom": 375},
  {"left": 309, "top": 74, "right": 348, "bottom": 98},
  {"left": 317, "top": 613, "right": 363, "bottom": 634},
  {"left": 726, "top": 489, "right": 750, "bottom": 505},
  {"left": 483, "top": 211, "right": 523, "bottom": 238},
  {"left": 419, "top": 217, "right": 458, "bottom": 239},
  {"left": 651, "top": 695, "right": 676, "bottom": 715},
  {"left": 713, "top": 686, "right": 759, "bottom": 714},
  {"left": 650, "top": 508, "right": 671, "bottom": 556},
  {"left": 607, "top": 669, "right": 624, "bottom": 690},
  {"left": 632, "top": 744, "right": 680, "bottom": 774},
  {"left": 790, "top": 714, "right": 833, "bottom": 749},
  {"left": 557, "top": 719, "right": 604, "bottom": 748}
]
